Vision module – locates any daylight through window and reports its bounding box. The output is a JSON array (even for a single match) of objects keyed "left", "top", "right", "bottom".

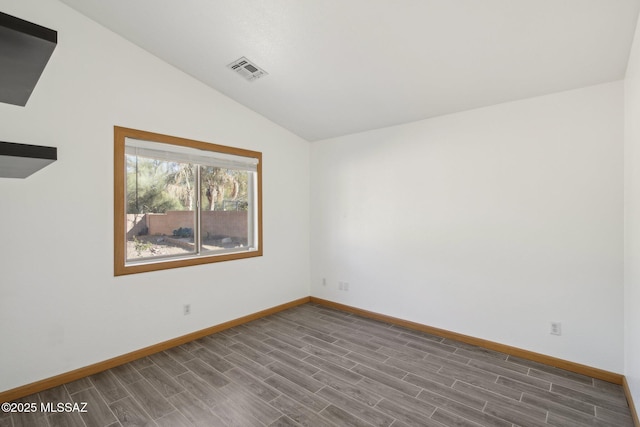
[{"left": 114, "top": 127, "right": 262, "bottom": 275}]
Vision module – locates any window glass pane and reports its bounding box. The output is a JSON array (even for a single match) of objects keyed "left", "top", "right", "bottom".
[
  {"left": 200, "top": 166, "right": 251, "bottom": 253},
  {"left": 125, "top": 155, "right": 196, "bottom": 261}
]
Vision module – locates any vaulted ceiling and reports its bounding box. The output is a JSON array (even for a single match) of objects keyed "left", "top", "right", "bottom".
[{"left": 59, "top": 0, "right": 640, "bottom": 141}]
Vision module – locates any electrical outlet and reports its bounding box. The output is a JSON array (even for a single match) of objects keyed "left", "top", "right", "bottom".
[
  {"left": 550, "top": 322, "right": 561, "bottom": 336},
  {"left": 322, "top": 278, "right": 327, "bottom": 286},
  {"left": 184, "top": 304, "right": 191, "bottom": 315},
  {"left": 338, "top": 281, "right": 349, "bottom": 291}
]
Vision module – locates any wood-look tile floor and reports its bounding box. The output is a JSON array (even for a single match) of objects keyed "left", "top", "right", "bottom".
[{"left": 2, "top": 303, "right": 634, "bottom": 427}]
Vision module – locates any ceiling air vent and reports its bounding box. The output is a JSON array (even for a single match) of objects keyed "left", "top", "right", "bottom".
[{"left": 227, "top": 57, "right": 268, "bottom": 82}]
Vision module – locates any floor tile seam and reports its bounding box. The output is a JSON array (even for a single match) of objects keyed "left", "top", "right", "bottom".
[
  {"left": 8, "top": 411, "right": 49, "bottom": 427},
  {"left": 266, "top": 365, "right": 325, "bottom": 399},
  {"left": 592, "top": 401, "right": 638, "bottom": 417},
  {"left": 464, "top": 354, "right": 535, "bottom": 378},
  {"left": 139, "top": 369, "right": 188, "bottom": 402},
  {"left": 389, "top": 355, "right": 449, "bottom": 377},
  {"left": 594, "top": 413, "right": 633, "bottom": 426},
  {"left": 46, "top": 410, "right": 89, "bottom": 427},
  {"left": 317, "top": 385, "right": 398, "bottom": 427},
  {"left": 520, "top": 388, "right": 599, "bottom": 420},
  {"left": 373, "top": 396, "right": 437, "bottom": 424},
  {"left": 429, "top": 406, "right": 487, "bottom": 427},
  {"left": 480, "top": 399, "right": 489, "bottom": 414},
  {"left": 463, "top": 358, "right": 540, "bottom": 383},
  {"left": 354, "top": 357, "right": 409, "bottom": 380},
  {"left": 229, "top": 391, "right": 286, "bottom": 426},
  {"left": 312, "top": 370, "right": 384, "bottom": 406},
  {"left": 322, "top": 319, "right": 361, "bottom": 333},
  {"left": 481, "top": 401, "right": 549, "bottom": 427},
  {"left": 479, "top": 367, "right": 554, "bottom": 392},
  {"left": 277, "top": 358, "right": 323, "bottom": 378},
  {"left": 91, "top": 371, "right": 134, "bottom": 405},
  {"left": 352, "top": 324, "right": 403, "bottom": 337},
  {"left": 108, "top": 393, "right": 157, "bottom": 426},
  {"left": 354, "top": 370, "right": 421, "bottom": 400},
  {"left": 175, "top": 389, "right": 225, "bottom": 422},
  {"left": 547, "top": 406, "right": 624, "bottom": 427},
  {"left": 260, "top": 383, "right": 284, "bottom": 406},
  {"left": 566, "top": 382, "right": 631, "bottom": 405},
  {"left": 496, "top": 375, "right": 553, "bottom": 395},
  {"left": 395, "top": 329, "right": 446, "bottom": 343},
  {"left": 293, "top": 322, "right": 335, "bottom": 337},
  {"left": 369, "top": 337, "right": 415, "bottom": 352},
  {"left": 527, "top": 368, "right": 599, "bottom": 390},
  {"left": 414, "top": 380, "right": 490, "bottom": 412},
  {"left": 144, "top": 354, "right": 184, "bottom": 379},
  {"left": 329, "top": 331, "right": 381, "bottom": 351},
  {"left": 453, "top": 379, "right": 526, "bottom": 408},
  {"left": 300, "top": 332, "right": 340, "bottom": 346},
  {"left": 263, "top": 346, "right": 303, "bottom": 362},
  {"left": 404, "top": 339, "right": 458, "bottom": 354},
  {"left": 303, "top": 353, "right": 360, "bottom": 375},
  {"left": 505, "top": 354, "right": 603, "bottom": 389},
  {"left": 123, "top": 378, "right": 181, "bottom": 422},
  {"left": 546, "top": 409, "right": 616, "bottom": 427},
  {"left": 318, "top": 404, "right": 365, "bottom": 427},
  {"left": 302, "top": 384, "right": 332, "bottom": 413},
  {"left": 429, "top": 358, "right": 499, "bottom": 384},
  {"left": 595, "top": 405, "right": 635, "bottom": 421},
  {"left": 550, "top": 382, "right": 632, "bottom": 408},
  {"left": 68, "top": 385, "right": 120, "bottom": 427},
  {"left": 517, "top": 385, "right": 598, "bottom": 416},
  {"left": 332, "top": 336, "right": 385, "bottom": 355},
  {"left": 493, "top": 381, "right": 525, "bottom": 403},
  {"left": 64, "top": 381, "right": 95, "bottom": 398},
  {"left": 434, "top": 365, "right": 449, "bottom": 380},
  {"left": 361, "top": 378, "right": 421, "bottom": 409},
  {"left": 507, "top": 354, "right": 548, "bottom": 375},
  {"left": 47, "top": 413, "right": 73, "bottom": 427},
  {"left": 269, "top": 337, "right": 323, "bottom": 359},
  {"left": 177, "top": 364, "right": 226, "bottom": 401},
  {"left": 367, "top": 389, "right": 386, "bottom": 408},
  {"left": 209, "top": 400, "right": 266, "bottom": 427}
]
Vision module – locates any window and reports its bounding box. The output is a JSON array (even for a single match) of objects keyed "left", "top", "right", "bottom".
[{"left": 114, "top": 126, "right": 262, "bottom": 275}]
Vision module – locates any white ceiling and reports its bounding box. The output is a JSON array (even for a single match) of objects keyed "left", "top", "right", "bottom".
[{"left": 59, "top": 0, "right": 640, "bottom": 141}]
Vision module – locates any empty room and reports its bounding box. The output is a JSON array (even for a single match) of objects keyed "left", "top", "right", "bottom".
[{"left": 1, "top": 0, "right": 640, "bottom": 426}]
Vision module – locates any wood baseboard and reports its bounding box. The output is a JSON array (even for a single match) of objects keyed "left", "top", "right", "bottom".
[
  {"left": 0, "top": 296, "right": 310, "bottom": 403},
  {"left": 624, "top": 376, "right": 640, "bottom": 427},
  {"left": 310, "top": 297, "right": 624, "bottom": 385}
]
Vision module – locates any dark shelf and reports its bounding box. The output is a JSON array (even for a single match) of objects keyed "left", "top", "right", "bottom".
[
  {"left": 0, "top": 141, "right": 57, "bottom": 178},
  {"left": 0, "top": 11, "right": 57, "bottom": 106}
]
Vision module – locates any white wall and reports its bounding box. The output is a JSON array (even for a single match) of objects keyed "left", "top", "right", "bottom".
[
  {"left": 311, "top": 82, "right": 624, "bottom": 372},
  {"left": 0, "top": 0, "right": 310, "bottom": 392},
  {"left": 624, "top": 10, "right": 640, "bottom": 412}
]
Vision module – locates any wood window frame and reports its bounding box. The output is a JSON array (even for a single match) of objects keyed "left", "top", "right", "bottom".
[{"left": 114, "top": 126, "right": 263, "bottom": 276}]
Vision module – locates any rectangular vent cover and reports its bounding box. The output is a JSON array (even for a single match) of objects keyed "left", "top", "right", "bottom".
[{"left": 227, "top": 57, "right": 268, "bottom": 81}]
